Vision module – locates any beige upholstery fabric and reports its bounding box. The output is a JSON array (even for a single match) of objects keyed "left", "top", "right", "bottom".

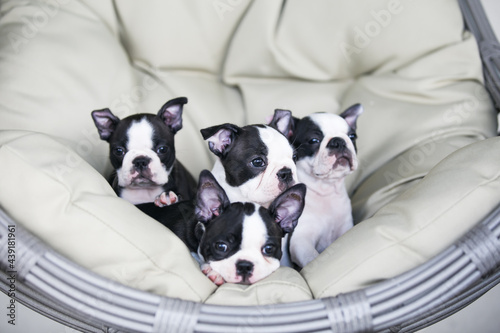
[
  {"left": 303, "top": 136, "right": 500, "bottom": 298},
  {"left": 0, "top": 0, "right": 497, "bottom": 305},
  {"left": 205, "top": 267, "right": 312, "bottom": 305}
]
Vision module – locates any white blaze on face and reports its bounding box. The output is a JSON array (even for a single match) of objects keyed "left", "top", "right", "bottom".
[
  {"left": 238, "top": 127, "right": 297, "bottom": 207},
  {"left": 208, "top": 211, "right": 280, "bottom": 284},
  {"left": 299, "top": 113, "right": 358, "bottom": 181},
  {"left": 117, "top": 118, "right": 170, "bottom": 187}
]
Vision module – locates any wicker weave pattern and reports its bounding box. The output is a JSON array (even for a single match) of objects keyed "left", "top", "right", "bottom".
[{"left": 1, "top": 204, "right": 499, "bottom": 332}]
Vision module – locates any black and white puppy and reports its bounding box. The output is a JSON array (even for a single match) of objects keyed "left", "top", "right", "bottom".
[
  {"left": 91, "top": 97, "right": 196, "bottom": 206},
  {"left": 200, "top": 110, "right": 297, "bottom": 208},
  {"left": 195, "top": 170, "right": 306, "bottom": 285},
  {"left": 287, "top": 104, "right": 363, "bottom": 268},
  {"left": 138, "top": 170, "right": 306, "bottom": 285}
]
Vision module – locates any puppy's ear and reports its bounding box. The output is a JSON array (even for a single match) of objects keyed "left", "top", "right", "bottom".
[
  {"left": 91, "top": 108, "right": 120, "bottom": 142},
  {"left": 195, "top": 170, "right": 230, "bottom": 223},
  {"left": 157, "top": 97, "right": 188, "bottom": 134},
  {"left": 269, "top": 109, "right": 293, "bottom": 139},
  {"left": 268, "top": 183, "right": 306, "bottom": 234},
  {"left": 200, "top": 123, "right": 240, "bottom": 157},
  {"left": 194, "top": 222, "right": 206, "bottom": 242},
  {"left": 339, "top": 104, "right": 363, "bottom": 131}
]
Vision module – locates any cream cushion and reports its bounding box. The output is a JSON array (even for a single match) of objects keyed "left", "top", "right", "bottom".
[{"left": 0, "top": 0, "right": 497, "bottom": 305}]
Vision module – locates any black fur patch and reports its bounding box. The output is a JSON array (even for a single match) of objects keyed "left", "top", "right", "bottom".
[
  {"left": 289, "top": 116, "right": 324, "bottom": 161},
  {"left": 219, "top": 126, "right": 269, "bottom": 187}
]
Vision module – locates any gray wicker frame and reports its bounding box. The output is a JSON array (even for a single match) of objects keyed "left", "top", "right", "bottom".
[
  {"left": 1, "top": 205, "right": 499, "bottom": 332},
  {"left": 460, "top": 0, "right": 500, "bottom": 110},
  {"left": 1, "top": 0, "right": 500, "bottom": 332}
]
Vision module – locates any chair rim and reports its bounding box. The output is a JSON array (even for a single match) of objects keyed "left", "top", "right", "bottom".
[
  {"left": 1, "top": 1, "right": 500, "bottom": 332},
  {"left": 1, "top": 203, "right": 499, "bottom": 333}
]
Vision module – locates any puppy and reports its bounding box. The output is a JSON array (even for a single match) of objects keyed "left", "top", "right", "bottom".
[
  {"left": 200, "top": 109, "right": 297, "bottom": 208},
  {"left": 196, "top": 170, "right": 306, "bottom": 285},
  {"left": 137, "top": 170, "right": 306, "bottom": 285},
  {"left": 287, "top": 104, "right": 363, "bottom": 268},
  {"left": 91, "top": 97, "right": 196, "bottom": 206}
]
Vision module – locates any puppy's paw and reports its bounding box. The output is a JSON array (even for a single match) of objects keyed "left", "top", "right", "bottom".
[
  {"left": 154, "top": 191, "right": 179, "bottom": 207},
  {"left": 201, "top": 264, "right": 226, "bottom": 286}
]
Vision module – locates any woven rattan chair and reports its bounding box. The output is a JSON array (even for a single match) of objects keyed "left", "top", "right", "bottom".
[{"left": 1, "top": 0, "right": 499, "bottom": 332}]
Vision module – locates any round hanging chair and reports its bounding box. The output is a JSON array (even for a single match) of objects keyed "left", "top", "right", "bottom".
[
  {"left": 1, "top": 0, "right": 500, "bottom": 332},
  {"left": 1, "top": 204, "right": 500, "bottom": 332}
]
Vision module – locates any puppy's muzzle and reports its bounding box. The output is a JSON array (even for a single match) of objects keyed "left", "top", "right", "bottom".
[
  {"left": 277, "top": 167, "right": 295, "bottom": 191},
  {"left": 133, "top": 156, "right": 152, "bottom": 172},
  {"left": 277, "top": 167, "right": 293, "bottom": 183},
  {"left": 327, "top": 137, "right": 347, "bottom": 152},
  {"left": 327, "top": 137, "right": 354, "bottom": 169},
  {"left": 236, "top": 260, "right": 254, "bottom": 280},
  {"left": 131, "top": 156, "right": 155, "bottom": 182}
]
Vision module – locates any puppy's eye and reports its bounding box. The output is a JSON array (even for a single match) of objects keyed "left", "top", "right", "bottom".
[
  {"left": 112, "top": 147, "right": 125, "bottom": 157},
  {"left": 262, "top": 244, "right": 276, "bottom": 256},
  {"left": 292, "top": 152, "right": 298, "bottom": 162},
  {"left": 348, "top": 133, "right": 357, "bottom": 140},
  {"left": 214, "top": 242, "right": 228, "bottom": 253},
  {"left": 156, "top": 146, "right": 169, "bottom": 154},
  {"left": 308, "top": 138, "right": 320, "bottom": 145},
  {"left": 251, "top": 158, "right": 266, "bottom": 168}
]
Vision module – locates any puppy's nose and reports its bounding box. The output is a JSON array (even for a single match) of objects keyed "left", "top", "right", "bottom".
[
  {"left": 327, "top": 137, "right": 346, "bottom": 151},
  {"left": 236, "top": 260, "right": 254, "bottom": 277},
  {"left": 133, "top": 156, "right": 151, "bottom": 171},
  {"left": 277, "top": 167, "right": 293, "bottom": 183}
]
